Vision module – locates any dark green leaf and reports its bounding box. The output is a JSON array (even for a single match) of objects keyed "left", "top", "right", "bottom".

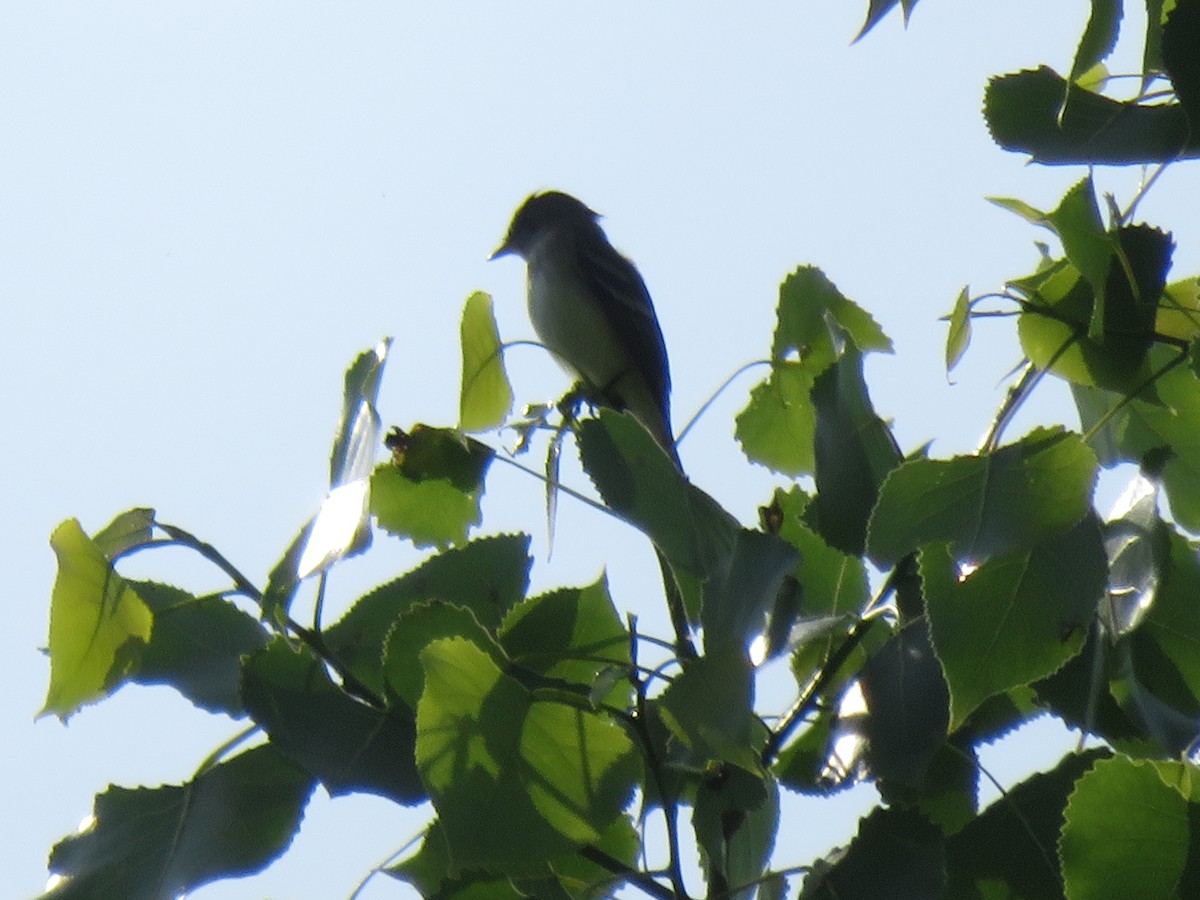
[
  {"left": 1162, "top": 0, "right": 1200, "bottom": 125},
  {"left": 1138, "top": 527, "right": 1200, "bottom": 703},
  {"left": 241, "top": 640, "right": 425, "bottom": 804},
  {"left": 854, "top": 0, "right": 920, "bottom": 41},
  {"left": 867, "top": 427, "right": 1097, "bottom": 566},
  {"left": 1069, "top": 0, "right": 1122, "bottom": 84},
  {"left": 44, "top": 745, "right": 314, "bottom": 900},
  {"left": 694, "top": 768, "right": 778, "bottom": 900},
  {"left": 985, "top": 66, "right": 1197, "bottom": 164},
  {"left": 944, "top": 749, "right": 1107, "bottom": 899},
  {"left": 800, "top": 807, "right": 945, "bottom": 899},
  {"left": 133, "top": 582, "right": 267, "bottom": 716},
  {"left": 859, "top": 621, "right": 949, "bottom": 790},
  {"left": 809, "top": 342, "right": 901, "bottom": 555},
  {"left": 656, "top": 647, "right": 758, "bottom": 772},
  {"left": 701, "top": 528, "right": 800, "bottom": 656},
  {"left": 325, "top": 534, "right": 531, "bottom": 696}
]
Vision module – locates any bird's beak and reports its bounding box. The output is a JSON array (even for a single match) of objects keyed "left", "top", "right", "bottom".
[{"left": 488, "top": 239, "right": 513, "bottom": 261}]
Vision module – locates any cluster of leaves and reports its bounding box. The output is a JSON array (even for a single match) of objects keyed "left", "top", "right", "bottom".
[{"left": 37, "top": 2, "right": 1200, "bottom": 899}]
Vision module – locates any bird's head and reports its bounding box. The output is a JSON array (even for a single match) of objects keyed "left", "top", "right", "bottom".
[{"left": 490, "top": 190, "right": 600, "bottom": 261}]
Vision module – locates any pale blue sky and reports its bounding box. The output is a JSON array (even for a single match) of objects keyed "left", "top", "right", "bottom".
[{"left": 5, "top": 3, "right": 1198, "bottom": 898}]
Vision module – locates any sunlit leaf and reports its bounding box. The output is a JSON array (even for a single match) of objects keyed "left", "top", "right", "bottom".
[
  {"left": 371, "top": 426, "right": 494, "bottom": 549},
  {"left": 263, "top": 340, "right": 390, "bottom": 617},
  {"left": 736, "top": 266, "right": 891, "bottom": 476},
  {"left": 459, "top": 291, "right": 513, "bottom": 432},
  {"left": 416, "top": 637, "right": 640, "bottom": 873},
  {"left": 41, "top": 519, "right": 154, "bottom": 720},
  {"left": 944, "top": 286, "right": 972, "bottom": 372}
]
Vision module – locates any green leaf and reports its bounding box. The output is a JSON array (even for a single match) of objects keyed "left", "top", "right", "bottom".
[
  {"left": 1138, "top": 527, "right": 1200, "bottom": 703},
  {"left": 371, "top": 426, "right": 494, "bottom": 548},
  {"left": 867, "top": 427, "right": 1097, "bottom": 566},
  {"left": 944, "top": 286, "right": 972, "bottom": 372},
  {"left": 770, "top": 487, "right": 870, "bottom": 621},
  {"left": 1069, "top": 0, "right": 1122, "bottom": 84},
  {"left": 44, "top": 745, "right": 314, "bottom": 900},
  {"left": 459, "top": 291, "right": 513, "bottom": 432},
  {"left": 656, "top": 647, "right": 758, "bottom": 772},
  {"left": 736, "top": 266, "right": 891, "bottom": 476},
  {"left": 578, "top": 409, "right": 738, "bottom": 579},
  {"left": 701, "top": 528, "right": 800, "bottom": 656},
  {"left": 984, "top": 66, "right": 1198, "bottom": 164},
  {"left": 578, "top": 409, "right": 797, "bottom": 651},
  {"left": 325, "top": 534, "right": 531, "bottom": 696},
  {"left": 383, "top": 601, "right": 500, "bottom": 709},
  {"left": 921, "top": 513, "right": 1107, "bottom": 731},
  {"left": 735, "top": 364, "right": 817, "bottom": 476},
  {"left": 809, "top": 341, "right": 901, "bottom": 555},
  {"left": 133, "top": 582, "right": 268, "bottom": 716},
  {"left": 1061, "top": 756, "right": 1191, "bottom": 900},
  {"left": 92, "top": 508, "right": 155, "bottom": 558},
  {"left": 499, "top": 577, "right": 631, "bottom": 706},
  {"left": 388, "top": 821, "right": 526, "bottom": 899},
  {"left": 1162, "top": 0, "right": 1200, "bottom": 126},
  {"left": 694, "top": 768, "right": 778, "bottom": 900},
  {"left": 944, "top": 749, "right": 1107, "bottom": 899},
  {"left": 41, "top": 518, "right": 154, "bottom": 720},
  {"left": 1156, "top": 277, "right": 1200, "bottom": 343},
  {"left": 987, "top": 195, "right": 1048, "bottom": 223},
  {"left": 263, "top": 341, "right": 391, "bottom": 617},
  {"left": 1047, "top": 178, "right": 1111, "bottom": 335},
  {"left": 800, "top": 807, "right": 945, "bottom": 899},
  {"left": 1074, "top": 356, "right": 1200, "bottom": 531},
  {"left": 859, "top": 621, "right": 950, "bottom": 790},
  {"left": 416, "top": 638, "right": 640, "bottom": 874},
  {"left": 241, "top": 639, "right": 425, "bottom": 804}
]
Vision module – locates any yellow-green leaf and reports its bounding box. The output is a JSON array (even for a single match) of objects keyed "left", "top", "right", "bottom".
[
  {"left": 41, "top": 519, "right": 153, "bottom": 720},
  {"left": 459, "top": 291, "right": 512, "bottom": 432}
]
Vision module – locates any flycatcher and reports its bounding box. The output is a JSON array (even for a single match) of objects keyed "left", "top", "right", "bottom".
[{"left": 490, "top": 190, "right": 679, "bottom": 466}]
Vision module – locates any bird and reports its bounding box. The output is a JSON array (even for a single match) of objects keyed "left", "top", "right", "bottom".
[
  {"left": 491, "top": 190, "right": 696, "bottom": 658},
  {"left": 490, "top": 190, "right": 679, "bottom": 467}
]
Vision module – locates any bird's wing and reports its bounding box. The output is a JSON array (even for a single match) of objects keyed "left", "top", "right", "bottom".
[{"left": 573, "top": 235, "right": 673, "bottom": 424}]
